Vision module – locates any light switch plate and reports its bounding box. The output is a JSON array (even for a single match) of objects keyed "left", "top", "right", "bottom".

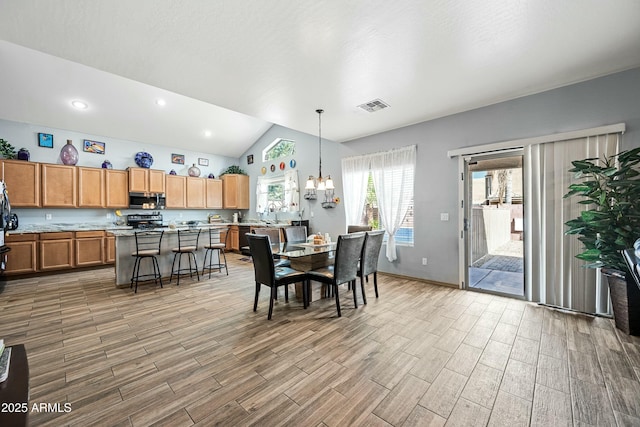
[{"left": 440, "top": 213, "right": 449, "bottom": 221}]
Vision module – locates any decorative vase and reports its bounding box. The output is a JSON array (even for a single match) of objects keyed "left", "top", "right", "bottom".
[
  {"left": 101, "top": 160, "right": 113, "bottom": 169},
  {"left": 208, "top": 173, "right": 215, "bottom": 179},
  {"left": 188, "top": 164, "right": 201, "bottom": 177},
  {"left": 169, "top": 169, "right": 177, "bottom": 175},
  {"left": 134, "top": 151, "right": 153, "bottom": 168},
  {"left": 17, "top": 148, "right": 30, "bottom": 161},
  {"left": 60, "top": 140, "right": 79, "bottom": 165}
]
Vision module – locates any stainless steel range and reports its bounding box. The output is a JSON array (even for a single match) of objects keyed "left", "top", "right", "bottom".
[{"left": 126, "top": 213, "right": 164, "bottom": 229}]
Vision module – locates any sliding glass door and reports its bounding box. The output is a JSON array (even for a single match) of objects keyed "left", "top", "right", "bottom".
[{"left": 463, "top": 151, "right": 525, "bottom": 297}]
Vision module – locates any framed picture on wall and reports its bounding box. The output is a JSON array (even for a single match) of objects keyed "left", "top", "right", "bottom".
[
  {"left": 172, "top": 153, "right": 185, "bottom": 164},
  {"left": 247, "top": 154, "right": 254, "bottom": 164},
  {"left": 83, "top": 139, "right": 106, "bottom": 154},
  {"left": 38, "top": 133, "right": 54, "bottom": 148},
  {"left": 198, "top": 158, "right": 209, "bottom": 166}
]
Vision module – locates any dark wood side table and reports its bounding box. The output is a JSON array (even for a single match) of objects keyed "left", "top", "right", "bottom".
[{"left": 0, "top": 344, "right": 29, "bottom": 426}]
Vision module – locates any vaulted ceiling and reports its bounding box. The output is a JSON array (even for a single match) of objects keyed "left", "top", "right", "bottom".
[{"left": 1, "top": 1, "right": 639, "bottom": 157}]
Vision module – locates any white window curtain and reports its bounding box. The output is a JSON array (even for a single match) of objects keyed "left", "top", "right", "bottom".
[
  {"left": 256, "top": 176, "right": 269, "bottom": 213},
  {"left": 525, "top": 133, "right": 619, "bottom": 314},
  {"left": 371, "top": 145, "right": 416, "bottom": 262},
  {"left": 283, "top": 169, "right": 300, "bottom": 212},
  {"left": 341, "top": 155, "right": 371, "bottom": 229}
]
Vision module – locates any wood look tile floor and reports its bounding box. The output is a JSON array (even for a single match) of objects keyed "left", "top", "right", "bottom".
[{"left": 1, "top": 254, "right": 640, "bottom": 426}]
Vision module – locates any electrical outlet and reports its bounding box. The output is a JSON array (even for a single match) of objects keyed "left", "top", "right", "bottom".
[
  {"left": 440, "top": 213, "right": 449, "bottom": 221},
  {"left": 310, "top": 211, "right": 314, "bottom": 217},
  {"left": 45, "top": 213, "right": 52, "bottom": 220},
  {"left": 422, "top": 257, "right": 428, "bottom": 265}
]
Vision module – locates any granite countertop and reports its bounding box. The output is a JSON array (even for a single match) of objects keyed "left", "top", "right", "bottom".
[{"left": 7, "top": 223, "right": 133, "bottom": 234}]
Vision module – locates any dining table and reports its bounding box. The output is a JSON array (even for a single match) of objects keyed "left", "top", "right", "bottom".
[{"left": 274, "top": 241, "right": 337, "bottom": 302}]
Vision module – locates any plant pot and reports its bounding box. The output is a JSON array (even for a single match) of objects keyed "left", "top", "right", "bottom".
[{"left": 603, "top": 268, "right": 640, "bottom": 335}]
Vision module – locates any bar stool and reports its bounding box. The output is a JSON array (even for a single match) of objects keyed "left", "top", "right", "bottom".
[
  {"left": 130, "top": 231, "right": 164, "bottom": 293},
  {"left": 202, "top": 226, "right": 229, "bottom": 277},
  {"left": 170, "top": 228, "right": 201, "bottom": 285}
]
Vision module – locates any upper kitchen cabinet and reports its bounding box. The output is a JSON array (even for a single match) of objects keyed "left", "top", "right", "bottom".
[
  {"left": 41, "top": 163, "right": 77, "bottom": 207},
  {"left": 206, "top": 179, "right": 223, "bottom": 209},
  {"left": 128, "top": 167, "right": 166, "bottom": 193},
  {"left": 222, "top": 174, "right": 249, "bottom": 209},
  {"left": 165, "top": 174, "right": 186, "bottom": 208},
  {"left": 1, "top": 159, "right": 40, "bottom": 207},
  {"left": 186, "top": 177, "right": 206, "bottom": 209},
  {"left": 105, "top": 170, "right": 129, "bottom": 208},
  {"left": 77, "top": 167, "right": 105, "bottom": 208}
]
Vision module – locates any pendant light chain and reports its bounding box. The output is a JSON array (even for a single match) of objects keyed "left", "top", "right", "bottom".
[{"left": 317, "top": 108, "right": 323, "bottom": 183}]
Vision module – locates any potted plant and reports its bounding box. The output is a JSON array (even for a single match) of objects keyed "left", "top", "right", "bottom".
[
  {"left": 564, "top": 147, "right": 640, "bottom": 334},
  {"left": 220, "top": 165, "right": 247, "bottom": 175},
  {"left": 0, "top": 138, "right": 16, "bottom": 159}
]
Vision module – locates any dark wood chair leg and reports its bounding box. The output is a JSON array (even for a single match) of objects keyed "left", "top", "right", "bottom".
[
  {"left": 373, "top": 272, "right": 379, "bottom": 298},
  {"left": 254, "top": 282, "right": 260, "bottom": 311},
  {"left": 268, "top": 286, "right": 276, "bottom": 320},
  {"left": 360, "top": 276, "right": 367, "bottom": 304},
  {"left": 352, "top": 280, "right": 358, "bottom": 308},
  {"left": 284, "top": 284, "right": 289, "bottom": 302},
  {"left": 335, "top": 284, "right": 341, "bottom": 317}
]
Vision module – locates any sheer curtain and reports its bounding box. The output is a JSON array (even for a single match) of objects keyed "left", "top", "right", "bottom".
[
  {"left": 283, "top": 170, "right": 300, "bottom": 212},
  {"left": 371, "top": 145, "right": 416, "bottom": 262},
  {"left": 525, "top": 133, "right": 619, "bottom": 314},
  {"left": 341, "top": 155, "right": 371, "bottom": 229},
  {"left": 256, "top": 176, "right": 269, "bottom": 213}
]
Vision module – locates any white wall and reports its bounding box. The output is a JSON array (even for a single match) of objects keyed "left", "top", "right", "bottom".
[{"left": 338, "top": 67, "right": 640, "bottom": 285}]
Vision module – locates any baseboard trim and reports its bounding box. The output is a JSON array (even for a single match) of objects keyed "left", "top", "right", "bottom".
[{"left": 378, "top": 272, "right": 458, "bottom": 288}]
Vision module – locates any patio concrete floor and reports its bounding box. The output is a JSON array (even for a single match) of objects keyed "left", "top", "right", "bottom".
[{"left": 470, "top": 240, "right": 524, "bottom": 296}]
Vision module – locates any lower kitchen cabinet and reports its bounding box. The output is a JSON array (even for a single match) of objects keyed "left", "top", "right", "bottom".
[
  {"left": 4, "top": 234, "right": 37, "bottom": 274},
  {"left": 104, "top": 233, "right": 115, "bottom": 264},
  {"left": 75, "top": 231, "right": 105, "bottom": 267},
  {"left": 40, "top": 232, "right": 74, "bottom": 271}
]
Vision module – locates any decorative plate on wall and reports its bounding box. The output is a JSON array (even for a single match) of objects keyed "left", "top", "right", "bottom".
[
  {"left": 290, "top": 159, "right": 296, "bottom": 168},
  {"left": 270, "top": 164, "right": 276, "bottom": 172},
  {"left": 261, "top": 166, "right": 267, "bottom": 175},
  {"left": 279, "top": 161, "right": 285, "bottom": 170}
]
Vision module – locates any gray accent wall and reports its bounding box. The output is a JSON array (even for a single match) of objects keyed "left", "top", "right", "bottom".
[{"left": 303, "top": 68, "right": 640, "bottom": 285}]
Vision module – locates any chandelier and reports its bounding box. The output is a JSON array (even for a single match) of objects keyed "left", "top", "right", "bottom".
[{"left": 304, "top": 109, "right": 334, "bottom": 201}]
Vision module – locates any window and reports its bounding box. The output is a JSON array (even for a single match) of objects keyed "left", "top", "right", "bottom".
[
  {"left": 262, "top": 138, "right": 295, "bottom": 161},
  {"left": 359, "top": 173, "right": 414, "bottom": 245},
  {"left": 267, "top": 182, "right": 285, "bottom": 211}
]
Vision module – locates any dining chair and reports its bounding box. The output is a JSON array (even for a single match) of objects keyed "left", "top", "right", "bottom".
[
  {"left": 252, "top": 227, "right": 290, "bottom": 267},
  {"left": 169, "top": 228, "right": 201, "bottom": 285},
  {"left": 357, "top": 230, "right": 385, "bottom": 301},
  {"left": 306, "top": 232, "right": 365, "bottom": 317},
  {"left": 247, "top": 234, "right": 308, "bottom": 320},
  {"left": 130, "top": 231, "right": 164, "bottom": 293},
  {"left": 202, "top": 226, "right": 229, "bottom": 277},
  {"left": 347, "top": 225, "right": 372, "bottom": 233},
  {"left": 283, "top": 226, "right": 308, "bottom": 243}
]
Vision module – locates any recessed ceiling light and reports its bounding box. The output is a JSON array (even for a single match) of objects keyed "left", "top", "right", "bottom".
[
  {"left": 71, "top": 100, "right": 88, "bottom": 110},
  {"left": 203, "top": 130, "right": 213, "bottom": 138},
  {"left": 155, "top": 98, "right": 166, "bottom": 107}
]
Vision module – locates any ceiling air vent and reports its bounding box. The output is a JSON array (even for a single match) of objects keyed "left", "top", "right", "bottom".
[{"left": 357, "top": 99, "right": 390, "bottom": 113}]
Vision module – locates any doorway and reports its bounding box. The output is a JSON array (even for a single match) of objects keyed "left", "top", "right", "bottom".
[{"left": 464, "top": 152, "right": 525, "bottom": 297}]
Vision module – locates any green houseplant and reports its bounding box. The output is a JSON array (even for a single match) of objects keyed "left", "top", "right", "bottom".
[
  {"left": 220, "top": 165, "right": 247, "bottom": 176},
  {"left": 0, "top": 138, "right": 17, "bottom": 159},
  {"left": 564, "top": 147, "right": 640, "bottom": 334}
]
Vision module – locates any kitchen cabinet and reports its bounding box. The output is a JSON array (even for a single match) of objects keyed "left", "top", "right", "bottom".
[
  {"left": 39, "top": 232, "right": 74, "bottom": 271},
  {"left": 1, "top": 160, "right": 40, "bottom": 207},
  {"left": 128, "top": 168, "right": 166, "bottom": 193},
  {"left": 222, "top": 174, "right": 249, "bottom": 209},
  {"left": 186, "top": 177, "right": 206, "bottom": 208},
  {"left": 165, "top": 175, "right": 186, "bottom": 208},
  {"left": 77, "top": 167, "right": 105, "bottom": 208},
  {"left": 105, "top": 170, "right": 129, "bottom": 208},
  {"left": 206, "top": 179, "right": 223, "bottom": 209},
  {"left": 229, "top": 225, "right": 240, "bottom": 251},
  {"left": 4, "top": 234, "right": 37, "bottom": 274},
  {"left": 104, "top": 233, "right": 115, "bottom": 264},
  {"left": 41, "top": 164, "right": 77, "bottom": 207},
  {"left": 75, "top": 231, "right": 105, "bottom": 267}
]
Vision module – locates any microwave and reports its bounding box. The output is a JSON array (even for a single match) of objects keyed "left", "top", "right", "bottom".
[{"left": 129, "top": 192, "right": 166, "bottom": 210}]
